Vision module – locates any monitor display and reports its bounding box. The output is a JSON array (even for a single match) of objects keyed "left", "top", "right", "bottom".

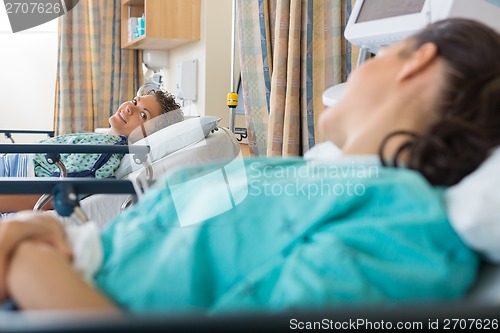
[{"left": 356, "top": 0, "right": 426, "bottom": 23}]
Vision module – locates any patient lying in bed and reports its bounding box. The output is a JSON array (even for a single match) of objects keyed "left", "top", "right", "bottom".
[
  {"left": 0, "top": 18, "right": 499, "bottom": 313},
  {"left": 0, "top": 90, "right": 183, "bottom": 213}
]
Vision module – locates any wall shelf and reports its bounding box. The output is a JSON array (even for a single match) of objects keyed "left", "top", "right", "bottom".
[{"left": 121, "top": 0, "right": 200, "bottom": 50}]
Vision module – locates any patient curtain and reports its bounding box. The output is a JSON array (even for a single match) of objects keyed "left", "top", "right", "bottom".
[
  {"left": 237, "top": 0, "right": 355, "bottom": 156},
  {"left": 54, "top": 0, "right": 143, "bottom": 134}
]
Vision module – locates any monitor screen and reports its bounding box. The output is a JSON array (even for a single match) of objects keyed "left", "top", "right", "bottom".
[{"left": 356, "top": 0, "right": 426, "bottom": 23}]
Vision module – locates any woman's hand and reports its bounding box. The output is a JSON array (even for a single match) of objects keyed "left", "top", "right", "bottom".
[{"left": 0, "top": 211, "right": 72, "bottom": 301}]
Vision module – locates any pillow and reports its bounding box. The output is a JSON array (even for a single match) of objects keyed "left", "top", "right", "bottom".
[
  {"left": 115, "top": 115, "right": 221, "bottom": 178},
  {"left": 127, "top": 109, "right": 185, "bottom": 143},
  {"left": 445, "top": 146, "right": 500, "bottom": 263}
]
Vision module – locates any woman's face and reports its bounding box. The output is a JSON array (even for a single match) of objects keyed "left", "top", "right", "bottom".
[
  {"left": 109, "top": 95, "right": 163, "bottom": 137},
  {"left": 318, "top": 41, "right": 412, "bottom": 146}
]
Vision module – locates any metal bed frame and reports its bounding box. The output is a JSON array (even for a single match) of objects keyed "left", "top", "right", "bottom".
[
  {"left": 0, "top": 302, "right": 498, "bottom": 332},
  {"left": 0, "top": 142, "right": 150, "bottom": 221},
  {"left": 0, "top": 129, "right": 55, "bottom": 143}
]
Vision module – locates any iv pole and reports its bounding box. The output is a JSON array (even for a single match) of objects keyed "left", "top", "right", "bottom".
[{"left": 227, "top": 0, "right": 238, "bottom": 133}]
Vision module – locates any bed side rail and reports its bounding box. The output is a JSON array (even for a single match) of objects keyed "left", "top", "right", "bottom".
[
  {"left": 0, "top": 178, "right": 137, "bottom": 220},
  {"left": 0, "top": 144, "right": 150, "bottom": 164},
  {"left": 0, "top": 129, "right": 55, "bottom": 143},
  {"left": 0, "top": 143, "right": 149, "bottom": 155},
  {"left": 0, "top": 178, "right": 136, "bottom": 195}
]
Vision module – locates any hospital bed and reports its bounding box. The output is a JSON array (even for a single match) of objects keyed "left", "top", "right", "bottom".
[
  {"left": 74, "top": 125, "right": 241, "bottom": 227},
  {"left": 0, "top": 140, "right": 150, "bottom": 219},
  {"left": 0, "top": 115, "right": 241, "bottom": 224},
  {"left": 0, "top": 150, "right": 499, "bottom": 331},
  {"left": 321, "top": 0, "right": 500, "bottom": 319},
  {"left": 2, "top": 1, "right": 500, "bottom": 328},
  {"left": 0, "top": 284, "right": 498, "bottom": 332},
  {"left": 0, "top": 136, "right": 499, "bottom": 331}
]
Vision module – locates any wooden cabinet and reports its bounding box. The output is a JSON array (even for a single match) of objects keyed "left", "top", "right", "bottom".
[{"left": 121, "top": 0, "right": 200, "bottom": 50}]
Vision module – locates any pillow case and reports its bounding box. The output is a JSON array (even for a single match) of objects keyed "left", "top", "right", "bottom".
[
  {"left": 115, "top": 115, "right": 221, "bottom": 178},
  {"left": 127, "top": 109, "right": 185, "bottom": 143},
  {"left": 445, "top": 146, "right": 500, "bottom": 263}
]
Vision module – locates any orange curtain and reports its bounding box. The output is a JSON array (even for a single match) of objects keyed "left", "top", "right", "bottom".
[
  {"left": 238, "top": 0, "right": 351, "bottom": 157},
  {"left": 54, "top": 0, "right": 143, "bottom": 134}
]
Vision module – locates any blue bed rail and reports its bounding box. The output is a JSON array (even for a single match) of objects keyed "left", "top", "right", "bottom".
[
  {"left": 0, "top": 129, "right": 55, "bottom": 143},
  {"left": 0, "top": 178, "right": 136, "bottom": 195},
  {"left": 0, "top": 144, "right": 149, "bottom": 219},
  {"left": 0, "top": 143, "right": 149, "bottom": 154},
  {"left": 0, "top": 178, "right": 137, "bottom": 219},
  {"left": 0, "top": 129, "right": 55, "bottom": 137},
  {"left": 0, "top": 144, "right": 151, "bottom": 164}
]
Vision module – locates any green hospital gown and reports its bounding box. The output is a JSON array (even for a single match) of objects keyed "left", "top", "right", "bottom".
[
  {"left": 94, "top": 157, "right": 478, "bottom": 313},
  {"left": 32, "top": 133, "right": 126, "bottom": 178}
]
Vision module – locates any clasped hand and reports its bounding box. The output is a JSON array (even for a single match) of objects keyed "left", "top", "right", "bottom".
[{"left": 0, "top": 212, "right": 72, "bottom": 302}]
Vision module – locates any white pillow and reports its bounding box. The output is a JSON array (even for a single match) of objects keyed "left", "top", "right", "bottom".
[
  {"left": 445, "top": 146, "right": 500, "bottom": 263},
  {"left": 115, "top": 116, "right": 221, "bottom": 178},
  {"left": 127, "top": 109, "right": 185, "bottom": 143}
]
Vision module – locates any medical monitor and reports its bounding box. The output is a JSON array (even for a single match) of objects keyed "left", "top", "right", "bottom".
[
  {"left": 356, "top": 0, "right": 425, "bottom": 23},
  {"left": 345, "top": 0, "right": 500, "bottom": 54}
]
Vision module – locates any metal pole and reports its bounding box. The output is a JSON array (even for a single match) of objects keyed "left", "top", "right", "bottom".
[{"left": 228, "top": 0, "right": 237, "bottom": 133}]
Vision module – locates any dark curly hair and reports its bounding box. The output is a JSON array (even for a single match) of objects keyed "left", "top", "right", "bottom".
[
  {"left": 380, "top": 18, "right": 500, "bottom": 186},
  {"left": 127, "top": 89, "right": 184, "bottom": 141},
  {"left": 144, "top": 89, "right": 181, "bottom": 114}
]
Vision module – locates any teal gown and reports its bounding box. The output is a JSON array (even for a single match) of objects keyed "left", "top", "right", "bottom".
[{"left": 94, "top": 157, "right": 478, "bottom": 313}]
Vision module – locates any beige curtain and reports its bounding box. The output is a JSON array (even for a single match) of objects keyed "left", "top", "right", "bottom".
[
  {"left": 54, "top": 0, "right": 143, "bottom": 134},
  {"left": 238, "top": 0, "right": 352, "bottom": 157}
]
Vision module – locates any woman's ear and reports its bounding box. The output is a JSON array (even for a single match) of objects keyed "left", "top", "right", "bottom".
[{"left": 396, "top": 43, "right": 439, "bottom": 81}]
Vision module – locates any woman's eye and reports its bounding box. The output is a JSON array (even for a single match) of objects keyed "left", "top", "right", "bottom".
[
  {"left": 132, "top": 98, "right": 137, "bottom": 106},
  {"left": 140, "top": 112, "right": 148, "bottom": 120}
]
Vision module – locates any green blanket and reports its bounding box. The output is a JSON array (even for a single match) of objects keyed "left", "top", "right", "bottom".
[{"left": 95, "top": 157, "right": 478, "bottom": 313}]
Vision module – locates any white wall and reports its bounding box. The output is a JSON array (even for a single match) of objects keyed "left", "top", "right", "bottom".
[
  {"left": 0, "top": 0, "right": 244, "bottom": 145},
  {"left": 162, "top": 0, "right": 238, "bottom": 127},
  {"left": 0, "top": 9, "right": 58, "bottom": 143}
]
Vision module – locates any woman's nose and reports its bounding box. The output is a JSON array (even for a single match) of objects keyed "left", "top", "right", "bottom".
[{"left": 126, "top": 103, "right": 136, "bottom": 114}]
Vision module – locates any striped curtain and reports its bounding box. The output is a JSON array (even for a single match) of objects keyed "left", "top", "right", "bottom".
[
  {"left": 238, "top": 0, "right": 355, "bottom": 156},
  {"left": 54, "top": 0, "right": 143, "bottom": 134}
]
